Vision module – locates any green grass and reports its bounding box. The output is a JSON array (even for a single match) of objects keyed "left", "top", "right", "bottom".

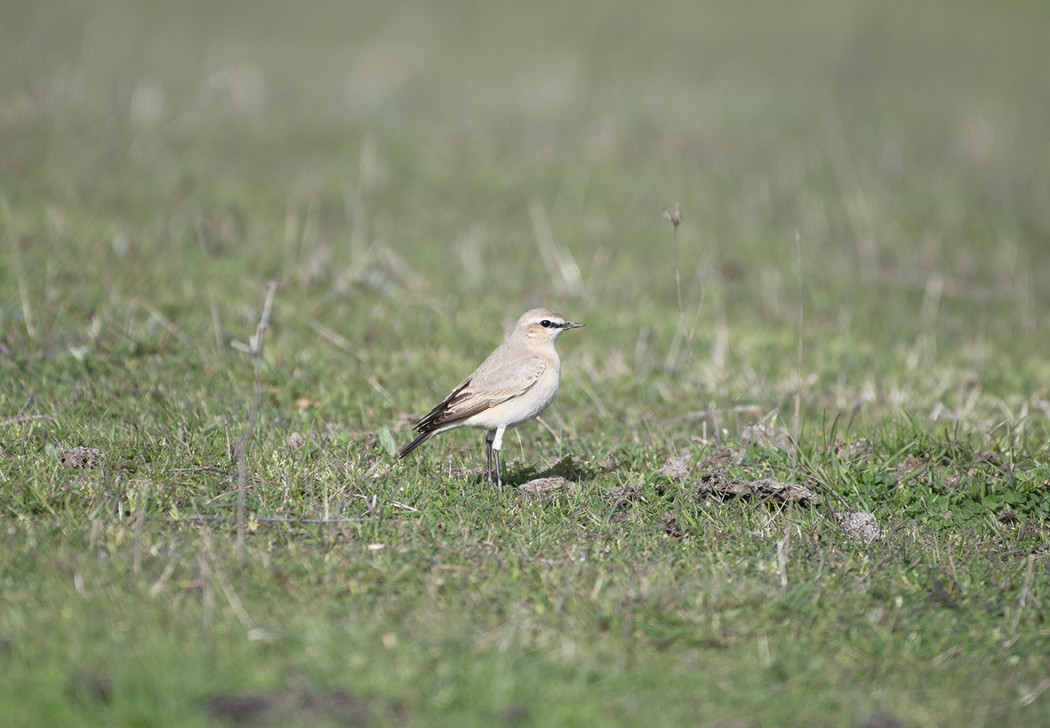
[{"left": 2, "top": 1, "right": 1049, "bottom": 726}]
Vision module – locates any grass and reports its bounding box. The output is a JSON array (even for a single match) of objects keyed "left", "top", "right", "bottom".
[{"left": 2, "top": 0, "right": 1049, "bottom": 725}]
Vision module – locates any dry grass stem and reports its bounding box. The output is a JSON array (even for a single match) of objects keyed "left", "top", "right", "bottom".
[
  {"left": 234, "top": 281, "right": 278, "bottom": 560},
  {"left": 529, "top": 199, "right": 583, "bottom": 295}
]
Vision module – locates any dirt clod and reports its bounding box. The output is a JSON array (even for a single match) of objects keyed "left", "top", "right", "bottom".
[
  {"left": 695, "top": 470, "right": 820, "bottom": 505},
  {"left": 519, "top": 476, "right": 576, "bottom": 497},
  {"left": 834, "top": 511, "right": 881, "bottom": 543},
  {"left": 659, "top": 456, "right": 691, "bottom": 481},
  {"left": 662, "top": 512, "right": 684, "bottom": 538},
  {"left": 66, "top": 670, "right": 114, "bottom": 705},
  {"left": 59, "top": 447, "right": 105, "bottom": 469},
  {"left": 206, "top": 688, "right": 379, "bottom": 726},
  {"left": 697, "top": 447, "right": 738, "bottom": 471}
]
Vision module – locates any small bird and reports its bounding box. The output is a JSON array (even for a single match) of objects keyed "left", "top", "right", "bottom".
[{"left": 398, "top": 307, "right": 584, "bottom": 491}]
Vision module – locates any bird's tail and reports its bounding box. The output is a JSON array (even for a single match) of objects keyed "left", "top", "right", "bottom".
[{"left": 398, "top": 429, "right": 434, "bottom": 459}]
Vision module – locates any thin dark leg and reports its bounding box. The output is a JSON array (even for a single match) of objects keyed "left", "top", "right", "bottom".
[
  {"left": 493, "top": 448, "right": 503, "bottom": 494},
  {"left": 485, "top": 430, "right": 495, "bottom": 487},
  {"left": 484, "top": 430, "right": 503, "bottom": 493}
]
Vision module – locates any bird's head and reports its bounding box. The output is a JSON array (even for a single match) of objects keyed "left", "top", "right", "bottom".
[{"left": 515, "top": 307, "right": 585, "bottom": 344}]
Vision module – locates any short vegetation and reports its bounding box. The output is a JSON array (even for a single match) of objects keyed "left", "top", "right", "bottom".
[{"left": 1, "top": 1, "right": 1048, "bottom": 726}]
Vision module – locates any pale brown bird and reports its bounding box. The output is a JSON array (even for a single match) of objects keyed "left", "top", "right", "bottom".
[{"left": 399, "top": 307, "right": 584, "bottom": 491}]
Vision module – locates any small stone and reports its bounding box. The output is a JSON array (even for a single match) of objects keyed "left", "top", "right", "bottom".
[
  {"left": 834, "top": 511, "right": 881, "bottom": 543},
  {"left": 659, "top": 456, "right": 690, "bottom": 481},
  {"left": 287, "top": 432, "right": 306, "bottom": 450},
  {"left": 519, "top": 476, "right": 576, "bottom": 497}
]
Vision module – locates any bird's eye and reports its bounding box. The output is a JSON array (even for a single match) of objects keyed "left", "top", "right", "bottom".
[{"left": 540, "top": 319, "right": 553, "bottom": 328}]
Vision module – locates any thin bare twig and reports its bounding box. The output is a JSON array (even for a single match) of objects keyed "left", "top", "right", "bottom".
[
  {"left": 1010, "top": 554, "right": 1036, "bottom": 637},
  {"left": 0, "top": 414, "right": 54, "bottom": 427},
  {"left": 794, "top": 229, "right": 804, "bottom": 463},
  {"left": 167, "top": 466, "right": 235, "bottom": 478},
  {"left": 2, "top": 197, "right": 36, "bottom": 340},
  {"left": 234, "top": 281, "right": 278, "bottom": 560},
  {"left": 148, "top": 545, "right": 181, "bottom": 598},
  {"left": 662, "top": 203, "right": 692, "bottom": 370},
  {"left": 777, "top": 503, "right": 793, "bottom": 594},
  {"left": 132, "top": 482, "right": 149, "bottom": 576},
  {"left": 303, "top": 316, "right": 363, "bottom": 361},
  {"left": 178, "top": 515, "right": 367, "bottom": 525},
  {"left": 198, "top": 534, "right": 254, "bottom": 630}
]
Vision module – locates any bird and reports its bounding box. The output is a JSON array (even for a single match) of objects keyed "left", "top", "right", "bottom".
[{"left": 398, "top": 307, "right": 584, "bottom": 491}]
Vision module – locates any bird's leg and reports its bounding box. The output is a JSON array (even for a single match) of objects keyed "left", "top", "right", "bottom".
[
  {"left": 493, "top": 449, "right": 502, "bottom": 494},
  {"left": 485, "top": 430, "right": 495, "bottom": 486},
  {"left": 489, "top": 425, "right": 506, "bottom": 493}
]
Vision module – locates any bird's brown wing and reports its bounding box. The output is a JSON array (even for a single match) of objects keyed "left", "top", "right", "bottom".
[{"left": 412, "top": 354, "right": 547, "bottom": 433}]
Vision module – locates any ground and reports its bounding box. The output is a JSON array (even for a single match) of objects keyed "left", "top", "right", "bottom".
[{"left": 1, "top": 1, "right": 1049, "bottom": 726}]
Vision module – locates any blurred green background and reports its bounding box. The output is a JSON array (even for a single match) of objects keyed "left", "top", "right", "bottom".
[{"left": 3, "top": 0, "right": 1048, "bottom": 424}]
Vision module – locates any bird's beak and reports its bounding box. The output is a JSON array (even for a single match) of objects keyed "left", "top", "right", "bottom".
[{"left": 565, "top": 321, "right": 585, "bottom": 329}]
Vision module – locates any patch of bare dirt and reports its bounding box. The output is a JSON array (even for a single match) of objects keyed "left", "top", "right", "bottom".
[
  {"left": 661, "top": 512, "right": 684, "bottom": 538},
  {"left": 895, "top": 455, "right": 926, "bottom": 477},
  {"left": 695, "top": 469, "right": 820, "bottom": 505},
  {"left": 698, "top": 447, "right": 739, "bottom": 470},
  {"left": 658, "top": 447, "right": 740, "bottom": 483},
  {"left": 604, "top": 481, "right": 645, "bottom": 505},
  {"left": 927, "top": 574, "right": 962, "bottom": 608},
  {"left": 205, "top": 687, "right": 397, "bottom": 726},
  {"left": 66, "top": 670, "right": 114, "bottom": 705},
  {"left": 502, "top": 704, "right": 531, "bottom": 725}
]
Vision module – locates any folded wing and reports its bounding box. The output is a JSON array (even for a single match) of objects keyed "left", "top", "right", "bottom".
[{"left": 414, "top": 354, "right": 547, "bottom": 433}]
